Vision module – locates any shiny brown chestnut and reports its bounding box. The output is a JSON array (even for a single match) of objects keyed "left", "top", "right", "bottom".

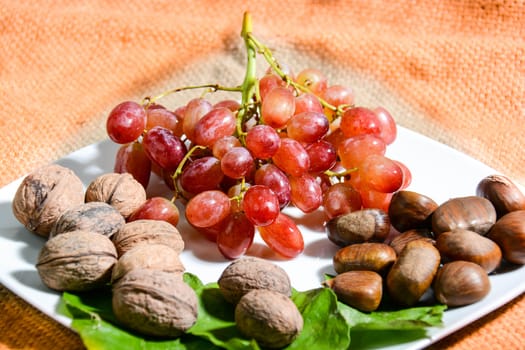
[
  {"left": 435, "top": 229, "right": 502, "bottom": 273},
  {"left": 433, "top": 261, "right": 491, "bottom": 307},
  {"left": 386, "top": 239, "right": 441, "bottom": 307},
  {"left": 333, "top": 242, "right": 396, "bottom": 275},
  {"left": 389, "top": 228, "right": 434, "bottom": 256},
  {"left": 487, "top": 210, "right": 525, "bottom": 264},
  {"left": 327, "top": 209, "right": 390, "bottom": 247},
  {"left": 431, "top": 196, "right": 496, "bottom": 237},
  {"left": 476, "top": 174, "right": 525, "bottom": 218},
  {"left": 324, "top": 270, "right": 383, "bottom": 312},
  {"left": 388, "top": 191, "right": 438, "bottom": 233}
]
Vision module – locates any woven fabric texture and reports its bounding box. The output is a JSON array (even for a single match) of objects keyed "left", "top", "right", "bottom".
[{"left": 1, "top": 1, "right": 524, "bottom": 349}]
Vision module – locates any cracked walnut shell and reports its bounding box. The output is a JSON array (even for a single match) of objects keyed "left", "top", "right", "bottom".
[
  {"left": 85, "top": 172, "right": 146, "bottom": 218},
  {"left": 12, "top": 164, "right": 85, "bottom": 237}
]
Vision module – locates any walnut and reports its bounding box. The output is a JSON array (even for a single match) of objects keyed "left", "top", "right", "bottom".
[
  {"left": 111, "top": 244, "right": 185, "bottom": 283},
  {"left": 36, "top": 230, "right": 117, "bottom": 291},
  {"left": 112, "top": 219, "right": 184, "bottom": 257},
  {"left": 85, "top": 173, "right": 146, "bottom": 218},
  {"left": 51, "top": 201, "right": 125, "bottom": 238},
  {"left": 235, "top": 289, "right": 303, "bottom": 348},
  {"left": 12, "top": 164, "right": 84, "bottom": 237},
  {"left": 112, "top": 269, "right": 198, "bottom": 338},
  {"left": 218, "top": 256, "right": 292, "bottom": 304}
]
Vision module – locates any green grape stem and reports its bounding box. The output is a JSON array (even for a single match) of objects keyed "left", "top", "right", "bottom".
[
  {"left": 244, "top": 30, "right": 339, "bottom": 114},
  {"left": 170, "top": 145, "right": 207, "bottom": 200},
  {"left": 141, "top": 84, "right": 242, "bottom": 107}
]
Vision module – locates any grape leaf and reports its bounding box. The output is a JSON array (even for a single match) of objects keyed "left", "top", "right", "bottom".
[{"left": 60, "top": 273, "right": 445, "bottom": 350}]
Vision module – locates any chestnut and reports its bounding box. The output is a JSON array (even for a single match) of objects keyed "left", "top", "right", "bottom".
[
  {"left": 433, "top": 261, "right": 491, "bottom": 307},
  {"left": 386, "top": 240, "right": 441, "bottom": 307},
  {"left": 324, "top": 271, "right": 383, "bottom": 312},
  {"left": 476, "top": 174, "right": 525, "bottom": 218},
  {"left": 436, "top": 229, "right": 502, "bottom": 273},
  {"left": 327, "top": 209, "right": 390, "bottom": 246},
  {"left": 487, "top": 210, "right": 525, "bottom": 264},
  {"left": 333, "top": 242, "right": 396, "bottom": 275},
  {"left": 431, "top": 196, "right": 496, "bottom": 237},
  {"left": 388, "top": 191, "right": 438, "bottom": 232},
  {"left": 389, "top": 228, "right": 434, "bottom": 256}
]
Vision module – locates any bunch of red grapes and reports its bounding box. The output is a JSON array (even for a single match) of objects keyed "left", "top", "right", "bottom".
[{"left": 106, "top": 65, "right": 411, "bottom": 260}]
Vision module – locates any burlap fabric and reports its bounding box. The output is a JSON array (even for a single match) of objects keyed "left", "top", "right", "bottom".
[{"left": 1, "top": 1, "right": 524, "bottom": 349}]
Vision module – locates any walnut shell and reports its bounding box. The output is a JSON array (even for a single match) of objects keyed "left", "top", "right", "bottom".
[
  {"left": 111, "top": 244, "right": 185, "bottom": 283},
  {"left": 85, "top": 172, "right": 146, "bottom": 218},
  {"left": 112, "top": 269, "right": 198, "bottom": 338},
  {"left": 235, "top": 289, "right": 303, "bottom": 349},
  {"left": 36, "top": 230, "right": 117, "bottom": 291},
  {"left": 112, "top": 219, "right": 184, "bottom": 257},
  {"left": 12, "top": 164, "right": 85, "bottom": 237},
  {"left": 218, "top": 256, "right": 292, "bottom": 304},
  {"left": 51, "top": 201, "right": 125, "bottom": 238}
]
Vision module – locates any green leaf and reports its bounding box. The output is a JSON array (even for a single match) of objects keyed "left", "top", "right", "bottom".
[
  {"left": 187, "top": 283, "right": 258, "bottom": 350},
  {"left": 61, "top": 276, "right": 221, "bottom": 350},
  {"left": 60, "top": 273, "right": 445, "bottom": 350},
  {"left": 338, "top": 301, "right": 446, "bottom": 330},
  {"left": 287, "top": 288, "right": 351, "bottom": 350}
]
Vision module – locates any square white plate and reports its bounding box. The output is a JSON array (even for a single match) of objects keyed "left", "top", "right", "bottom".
[{"left": 1, "top": 126, "right": 524, "bottom": 349}]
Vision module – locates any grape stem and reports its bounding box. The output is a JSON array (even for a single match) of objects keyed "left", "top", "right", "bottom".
[
  {"left": 237, "top": 12, "right": 259, "bottom": 142},
  {"left": 141, "top": 84, "right": 242, "bottom": 107},
  {"left": 244, "top": 31, "right": 339, "bottom": 114},
  {"left": 171, "top": 145, "right": 207, "bottom": 200}
]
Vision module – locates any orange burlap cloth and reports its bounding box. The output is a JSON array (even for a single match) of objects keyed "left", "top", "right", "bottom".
[{"left": 1, "top": 1, "right": 524, "bottom": 349}]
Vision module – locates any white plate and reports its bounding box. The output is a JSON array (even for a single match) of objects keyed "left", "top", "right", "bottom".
[{"left": 1, "top": 126, "right": 524, "bottom": 350}]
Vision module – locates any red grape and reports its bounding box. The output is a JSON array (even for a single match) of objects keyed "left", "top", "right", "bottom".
[
  {"left": 142, "top": 126, "right": 187, "bottom": 171},
  {"left": 242, "top": 185, "right": 280, "bottom": 226},
  {"left": 146, "top": 107, "right": 179, "bottom": 133},
  {"left": 306, "top": 140, "right": 337, "bottom": 173},
  {"left": 221, "top": 147, "right": 255, "bottom": 179},
  {"left": 322, "top": 182, "right": 362, "bottom": 219},
  {"left": 183, "top": 98, "right": 213, "bottom": 142},
  {"left": 360, "top": 155, "right": 403, "bottom": 193},
  {"left": 261, "top": 87, "right": 295, "bottom": 129},
  {"left": 212, "top": 136, "right": 241, "bottom": 159},
  {"left": 360, "top": 189, "right": 393, "bottom": 211},
  {"left": 272, "top": 138, "right": 310, "bottom": 177},
  {"left": 214, "top": 99, "right": 241, "bottom": 112},
  {"left": 128, "top": 197, "right": 180, "bottom": 227},
  {"left": 106, "top": 101, "right": 147, "bottom": 144},
  {"left": 254, "top": 164, "right": 291, "bottom": 209},
  {"left": 338, "top": 134, "right": 386, "bottom": 169},
  {"left": 374, "top": 106, "right": 397, "bottom": 145},
  {"left": 114, "top": 142, "right": 151, "bottom": 189},
  {"left": 258, "top": 212, "right": 304, "bottom": 259},
  {"left": 287, "top": 111, "right": 329, "bottom": 144},
  {"left": 395, "top": 160, "right": 412, "bottom": 190},
  {"left": 185, "top": 190, "right": 231, "bottom": 228},
  {"left": 340, "top": 106, "right": 382, "bottom": 139},
  {"left": 259, "top": 73, "right": 290, "bottom": 101},
  {"left": 295, "top": 68, "right": 327, "bottom": 95},
  {"left": 245, "top": 125, "right": 281, "bottom": 159},
  {"left": 194, "top": 107, "right": 236, "bottom": 147},
  {"left": 180, "top": 156, "right": 224, "bottom": 194},
  {"left": 322, "top": 85, "right": 354, "bottom": 108},
  {"left": 289, "top": 173, "right": 323, "bottom": 213},
  {"left": 217, "top": 212, "right": 255, "bottom": 259},
  {"left": 294, "top": 93, "right": 323, "bottom": 115}
]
